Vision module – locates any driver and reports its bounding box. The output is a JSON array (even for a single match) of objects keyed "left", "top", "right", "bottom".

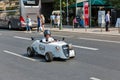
[{"left": 41, "top": 30, "right": 54, "bottom": 43}]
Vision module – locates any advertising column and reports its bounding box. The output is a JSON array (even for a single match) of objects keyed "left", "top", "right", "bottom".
[
  {"left": 98, "top": 10, "right": 105, "bottom": 31},
  {"left": 84, "top": 1, "right": 89, "bottom": 28}
]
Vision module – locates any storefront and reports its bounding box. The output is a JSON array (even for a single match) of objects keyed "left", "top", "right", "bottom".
[
  {"left": 68, "top": 0, "right": 112, "bottom": 27},
  {"left": 41, "top": 0, "right": 54, "bottom": 23}
]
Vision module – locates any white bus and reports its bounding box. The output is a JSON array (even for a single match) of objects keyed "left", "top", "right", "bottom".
[{"left": 0, "top": 0, "right": 41, "bottom": 29}]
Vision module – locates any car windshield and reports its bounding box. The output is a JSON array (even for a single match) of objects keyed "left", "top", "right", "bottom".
[{"left": 23, "top": 0, "right": 39, "bottom": 6}]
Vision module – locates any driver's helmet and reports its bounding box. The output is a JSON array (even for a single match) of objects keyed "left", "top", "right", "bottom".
[{"left": 44, "top": 30, "right": 51, "bottom": 37}]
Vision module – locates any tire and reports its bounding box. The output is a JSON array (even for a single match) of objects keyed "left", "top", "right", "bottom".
[
  {"left": 45, "top": 52, "right": 53, "bottom": 62},
  {"left": 8, "top": 23, "right": 12, "bottom": 29},
  {"left": 27, "top": 47, "right": 35, "bottom": 57}
]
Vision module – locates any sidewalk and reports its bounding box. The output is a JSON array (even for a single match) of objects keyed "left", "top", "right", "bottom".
[{"left": 45, "top": 24, "right": 120, "bottom": 36}]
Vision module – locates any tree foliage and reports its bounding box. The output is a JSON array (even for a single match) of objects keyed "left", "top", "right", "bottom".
[
  {"left": 54, "top": 0, "right": 120, "bottom": 9},
  {"left": 53, "top": 0, "right": 75, "bottom": 10},
  {"left": 107, "top": 0, "right": 120, "bottom": 8}
]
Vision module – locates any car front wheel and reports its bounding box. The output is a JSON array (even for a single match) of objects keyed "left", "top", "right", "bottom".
[{"left": 45, "top": 52, "right": 53, "bottom": 62}]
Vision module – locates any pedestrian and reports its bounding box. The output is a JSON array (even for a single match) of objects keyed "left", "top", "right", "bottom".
[
  {"left": 56, "top": 14, "right": 60, "bottom": 28},
  {"left": 105, "top": 11, "right": 110, "bottom": 31},
  {"left": 40, "top": 14, "right": 45, "bottom": 32},
  {"left": 73, "top": 16, "right": 78, "bottom": 28},
  {"left": 76, "top": 15, "right": 81, "bottom": 28},
  {"left": 37, "top": 15, "right": 41, "bottom": 32},
  {"left": 54, "top": 14, "right": 58, "bottom": 28},
  {"left": 26, "top": 15, "right": 32, "bottom": 33},
  {"left": 50, "top": 13, "right": 55, "bottom": 28}
]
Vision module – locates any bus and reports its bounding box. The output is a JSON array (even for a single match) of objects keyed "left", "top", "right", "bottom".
[{"left": 0, "top": 0, "right": 41, "bottom": 29}]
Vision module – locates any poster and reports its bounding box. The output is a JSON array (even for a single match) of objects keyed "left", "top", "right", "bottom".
[
  {"left": 115, "top": 18, "right": 120, "bottom": 27},
  {"left": 98, "top": 11, "right": 105, "bottom": 27},
  {"left": 83, "top": 2, "right": 89, "bottom": 27}
]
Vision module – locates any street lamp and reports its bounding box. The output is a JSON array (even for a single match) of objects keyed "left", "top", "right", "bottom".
[
  {"left": 76, "top": 0, "right": 77, "bottom": 16},
  {"left": 60, "top": 0, "right": 63, "bottom": 30},
  {"left": 89, "top": 0, "right": 91, "bottom": 27}
]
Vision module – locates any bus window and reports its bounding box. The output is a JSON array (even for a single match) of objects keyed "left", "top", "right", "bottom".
[{"left": 23, "top": 0, "right": 39, "bottom": 6}]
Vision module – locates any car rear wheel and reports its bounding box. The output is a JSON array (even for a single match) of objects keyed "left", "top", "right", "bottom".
[
  {"left": 27, "top": 47, "right": 35, "bottom": 57},
  {"left": 45, "top": 52, "right": 53, "bottom": 62}
]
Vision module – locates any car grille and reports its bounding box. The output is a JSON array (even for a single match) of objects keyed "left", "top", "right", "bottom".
[{"left": 62, "top": 45, "right": 69, "bottom": 57}]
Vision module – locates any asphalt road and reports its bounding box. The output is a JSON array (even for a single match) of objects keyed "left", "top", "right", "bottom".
[{"left": 0, "top": 29, "right": 120, "bottom": 80}]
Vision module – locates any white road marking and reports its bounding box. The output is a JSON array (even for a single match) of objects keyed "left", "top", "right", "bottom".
[
  {"left": 73, "top": 45, "right": 99, "bottom": 51},
  {"left": 90, "top": 77, "right": 101, "bottom": 80},
  {"left": 98, "top": 34, "right": 118, "bottom": 38},
  {"left": 79, "top": 37, "right": 120, "bottom": 44},
  {"left": 14, "top": 36, "right": 31, "bottom": 40},
  {"left": 13, "top": 36, "right": 99, "bottom": 51},
  {"left": 53, "top": 35, "right": 73, "bottom": 38},
  {"left": 3, "top": 50, "right": 36, "bottom": 61}
]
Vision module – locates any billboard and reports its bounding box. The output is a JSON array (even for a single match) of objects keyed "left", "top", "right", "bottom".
[
  {"left": 83, "top": 2, "right": 89, "bottom": 27},
  {"left": 98, "top": 10, "right": 105, "bottom": 27}
]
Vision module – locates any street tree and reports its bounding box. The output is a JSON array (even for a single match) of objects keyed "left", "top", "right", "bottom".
[
  {"left": 107, "top": 0, "right": 120, "bottom": 9},
  {"left": 53, "top": 0, "right": 75, "bottom": 10}
]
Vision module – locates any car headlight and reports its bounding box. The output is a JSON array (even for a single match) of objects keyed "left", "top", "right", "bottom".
[
  {"left": 68, "top": 44, "right": 73, "bottom": 49},
  {"left": 56, "top": 46, "right": 60, "bottom": 51}
]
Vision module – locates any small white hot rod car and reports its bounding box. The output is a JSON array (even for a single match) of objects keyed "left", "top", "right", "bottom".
[{"left": 27, "top": 38, "right": 75, "bottom": 62}]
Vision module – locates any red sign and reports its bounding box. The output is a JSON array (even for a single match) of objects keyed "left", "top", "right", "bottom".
[{"left": 84, "top": 2, "right": 89, "bottom": 27}]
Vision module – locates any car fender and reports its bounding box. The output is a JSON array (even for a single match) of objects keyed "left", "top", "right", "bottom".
[{"left": 30, "top": 40, "right": 75, "bottom": 59}]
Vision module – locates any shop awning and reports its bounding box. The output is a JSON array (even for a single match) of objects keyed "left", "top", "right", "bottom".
[{"left": 68, "top": 0, "right": 110, "bottom": 8}]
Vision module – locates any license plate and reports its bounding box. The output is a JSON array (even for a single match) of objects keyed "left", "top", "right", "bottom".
[
  {"left": 69, "top": 50, "right": 75, "bottom": 57},
  {"left": 69, "top": 50, "right": 74, "bottom": 54}
]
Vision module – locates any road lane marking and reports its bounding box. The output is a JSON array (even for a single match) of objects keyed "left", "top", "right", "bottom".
[
  {"left": 73, "top": 45, "right": 99, "bottom": 51},
  {"left": 14, "top": 36, "right": 31, "bottom": 40},
  {"left": 13, "top": 36, "right": 99, "bottom": 51},
  {"left": 90, "top": 77, "right": 101, "bottom": 80},
  {"left": 53, "top": 35, "right": 73, "bottom": 38},
  {"left": 79, "top": 37, "right": 120, "bottom": 44},
  {"left": 3, "top": 50, "right": 36, "bottom": 61}
]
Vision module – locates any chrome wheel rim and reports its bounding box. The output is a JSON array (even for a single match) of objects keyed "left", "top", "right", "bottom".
[
  {"left": 27, "top": 49, "right": 31, "bottom": 56},
  {"left": 45, "top": 54, "right": 48, "bottom": 61}
]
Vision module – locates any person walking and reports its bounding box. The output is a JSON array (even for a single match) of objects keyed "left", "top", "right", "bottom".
[
  {"left": 54, "top": 14, "right": 58, "bottom": 28},
  {"left": 40, "top": 14, "right": 45, "bottom": 32},
  {"left": 50, "top": 13, "right": 55, "bottom": 28},
  {"left": 37, "top": 15, "right": 41, "bottom": 32},
  {"left": 76, "top": 15, "right": 81, "bottom": 28},
  {"left": 73, "top": 16, "right": 78, "bottom": 28},
  {"left": 56, "top": 14, "right": 60, "bottom": 28},
  {"left": 26, "top": 15, "right": 32, "bottom": 33},
  {"left": 105, "top": 11, "right": 110, "bottom": 31}
]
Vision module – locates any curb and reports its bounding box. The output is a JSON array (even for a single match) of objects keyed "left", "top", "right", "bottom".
[{"left": 45, "top": 27, "right": 120, "bottom": 36}]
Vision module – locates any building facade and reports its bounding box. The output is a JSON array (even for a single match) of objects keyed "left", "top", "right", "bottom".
[{"left": 41, "top": 0, "right": 54, "bottom": 23}]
